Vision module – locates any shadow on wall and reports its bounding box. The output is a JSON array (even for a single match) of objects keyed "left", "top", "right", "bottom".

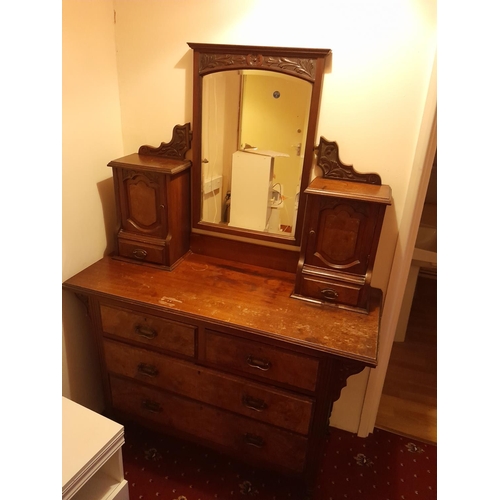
[
  {"left": 97, "top": 176, "right": 117, "bottom": 258},
  {"left": 62, "top": 291, "right": 105, "bottom": 412}
]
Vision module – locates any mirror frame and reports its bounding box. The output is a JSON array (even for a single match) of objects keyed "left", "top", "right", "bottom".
[{"left": 188, "top": 43, "right": 331, "bottom": 257}]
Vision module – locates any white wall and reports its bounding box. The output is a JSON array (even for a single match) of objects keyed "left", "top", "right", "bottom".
[
  {"left": 62, "top": 0, "right": 124, "bottom": 411},
  {"left": 62, "top": 0, "right": 436, "bottom": 430}
]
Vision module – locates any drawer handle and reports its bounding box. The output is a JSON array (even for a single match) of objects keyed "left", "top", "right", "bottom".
[
  {"left": 244, "top": 433, "right": 265, "bottom": 448},
  {"left": 242, "top": 394, "right": 268, "bottom": 412},
  {"left": 321, "top": 288, "right": 339, "bottom": 301},
  {"left": 132, "top": 248, "right": 148, "bottom": 260},
  {"left": 134, "top": 325, "right": 157, "bottom": 340},
  {"left": 138, "top": 362, "right": 159, "bottom": 377},
  {"left": 246, "top": 355, "right": 271, "bottom": 371},
  {"left": 141, "top": 399, "right": 162, "bottom": 413}
]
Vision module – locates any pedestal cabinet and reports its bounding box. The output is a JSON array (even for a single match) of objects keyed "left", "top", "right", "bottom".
[
  {"left": 293, "top": 138, "right": 392, "bottom": 313},
  {"left": 108, "top": 124, "right": 192, "bottom": 270}
]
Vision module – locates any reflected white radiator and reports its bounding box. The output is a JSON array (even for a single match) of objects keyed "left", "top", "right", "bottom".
[{"left": 202, "top": 174, "right": 223, "bottom": 223}]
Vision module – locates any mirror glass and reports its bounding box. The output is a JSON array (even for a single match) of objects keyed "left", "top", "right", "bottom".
[{"left": 201, "top": 70, "right": 312, "bottom": 237}]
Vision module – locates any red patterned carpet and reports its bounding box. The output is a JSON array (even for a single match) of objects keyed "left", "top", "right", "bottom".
[{"left": 121, "top": 422, "right": 437, "bottom": 499}]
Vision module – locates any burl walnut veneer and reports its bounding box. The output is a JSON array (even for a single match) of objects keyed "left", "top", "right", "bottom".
[{"left": 293, "top": 138, "right": 392, "bottom": 313}]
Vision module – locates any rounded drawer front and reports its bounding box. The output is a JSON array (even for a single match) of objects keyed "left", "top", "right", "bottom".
[
  {"left": 204, "top": 330, "right": 319, "bottom": 392},
  {"left": 300, "top": 276, "right": 361, "bottom": 307},
  {"left": 103, "top": 339, "right": 313, "bottom": 435},
  {"left": 100, "top": 304, "right": 195, "bottom": 357},
  {"left": 109, "top": 375, "right": 308, "bottom": 473}
]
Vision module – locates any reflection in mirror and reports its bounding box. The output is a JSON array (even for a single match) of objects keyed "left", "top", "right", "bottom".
[
  {"left": 189, "top": 43, "right": 331, "bottom": 257},
  {"left": 201, "top": 70, "right": 312, "bottom": 237}
]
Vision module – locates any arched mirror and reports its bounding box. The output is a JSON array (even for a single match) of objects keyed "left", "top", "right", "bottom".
[{"left": 188, "top": 43, "right": 331, "bottom": 261}]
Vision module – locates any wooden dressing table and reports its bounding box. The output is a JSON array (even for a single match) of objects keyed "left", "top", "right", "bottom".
[
  {"left": 63, "top": 43, "right": 390, "bottom": 496},
  {"left": 63, "top": 251, "right": 381, "bottom": 487}
]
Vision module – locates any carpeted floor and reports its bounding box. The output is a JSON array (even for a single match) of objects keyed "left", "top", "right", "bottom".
[{"left": 121, "top": 422, "right": 437, "bottom": 499}]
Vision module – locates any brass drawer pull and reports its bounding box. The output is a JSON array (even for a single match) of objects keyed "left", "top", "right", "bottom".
[
  {"left": 141, "top": 399, "right": 162, "bottom": 413},
  {"left": 138, "top": 362, "right": 159, "bottom": 377},
  {"left": 246, "top": 355, "right": 271, "bottom": 371},
  {"left": 134, "top": 325, "right": 157, "bottom": 340},
  {"left": 242, "top": 394, "right": 268, "bottom": 412},
  {"left": 132, "top": 248, "right": 148, "bottom": 260},
  {"left": 244, "top": 433, "right": 265, "bottom": 448},
  {"left": 321, "top": 288, "right": 339, "bottom": 301}
]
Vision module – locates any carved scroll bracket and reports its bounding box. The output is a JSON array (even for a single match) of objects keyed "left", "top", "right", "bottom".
[
  {"left": 315, "top": 137, "right": 382, "bottom": 185},
  {"left": 330, "top": 359, "right": 367, "bottom": 405},
  {"left": 138, "top": 123, "right": 192, "bottom": 160}
]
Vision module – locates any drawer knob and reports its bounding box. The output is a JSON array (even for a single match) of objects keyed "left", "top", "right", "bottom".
[
  {"left": 244, "top": 433, "right": 265, "bottom": 448},
  {"left": 141, "top": 399, "right": 162, "bottom": 413},
  {"left": 321, "top": 288, "right": 339, "bottom": 301},
  {"left": 138, "top": 362, "right": 159, "bottom": 377},
  {"left": 132, "top": 248, "right": 148, "bottom": 260},
  {"left": 134, "top": 325, "right": 158, "bottom": 340},
  {"left": 242, "top": 394, "right": 268, "bottom": 412},
  {"left": 246, "top": 355, "right": 271, "bottom": 371}
]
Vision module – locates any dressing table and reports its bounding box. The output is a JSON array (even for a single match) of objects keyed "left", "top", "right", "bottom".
[{"left": 63, "top": 43, "right": 391, "bottom": 495}]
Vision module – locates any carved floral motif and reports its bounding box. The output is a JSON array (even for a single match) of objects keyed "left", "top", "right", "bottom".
[{"left": 199, "top": 53, "right": 317, "bottom": 80}]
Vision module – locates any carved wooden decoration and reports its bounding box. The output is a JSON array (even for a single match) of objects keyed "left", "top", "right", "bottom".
[
  {"left": 138, "top": 123, "right": 192, "bottom": 160},
  {"left": 315, "top": 137, "right": 382, "bottom": 185},
  {"left": 329, "top": 359, "right": 366, "bottom": 404},
  {"left": 199, "top": 53, "right": 317, "bottom": 81}
]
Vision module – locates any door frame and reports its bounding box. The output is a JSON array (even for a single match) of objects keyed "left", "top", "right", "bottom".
[{"left": 357, "top": 52, "right": 437, "bottom": 437}]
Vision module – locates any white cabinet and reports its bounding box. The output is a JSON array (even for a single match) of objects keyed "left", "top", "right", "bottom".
[
  {"left": 229, "top": 150, "right": 274, "bottom": 231},
  {"left": 62, "top": 397, "right": 129, "bottom": 500}
]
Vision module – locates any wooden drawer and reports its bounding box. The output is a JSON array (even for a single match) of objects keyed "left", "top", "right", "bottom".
[
  {"left": 103, "top": 339, "right": 313, "bottom": 435},
  {"left": 117, "top": 238, "right": 165, "bottom": 265},
  {"left": 110, "top": 375, "right": 308, "bottom": 473},
  {"left": 299, "top": 275, "right": 361, "bottom": 307},
  {"left": 100, "top": 304, "right": 195, "bottom": 357},
  {"left": 205, "top": 330, "right": 319, "bottom": 392}
]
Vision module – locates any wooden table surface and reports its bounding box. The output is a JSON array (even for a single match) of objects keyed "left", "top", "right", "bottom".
[{"left": 63, "top": 252, "right": 381, "bottom": 365}]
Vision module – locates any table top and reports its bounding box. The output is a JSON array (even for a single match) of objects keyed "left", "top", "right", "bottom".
[{"left": 63, "top": 253, "right": 381, "bottom": 365}]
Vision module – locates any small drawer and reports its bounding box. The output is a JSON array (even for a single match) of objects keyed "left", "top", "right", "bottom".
[
  {"left": 100, "top": 304, "right": 195, "bottom": 357},
  {"left": 103, "top": 339, "right": 313, "bottom": 435},
  {"left": 118, "top": 239, "right": 165, "bottom": 265},
  {"left": 300, "top": 275, "right": 361, "bottom": 307},
  {"left": 205, "top": 330, "right": 319, "bottom": 392},
  {"left": 110, "top": 376, "right": 308, "bottom": 473}
]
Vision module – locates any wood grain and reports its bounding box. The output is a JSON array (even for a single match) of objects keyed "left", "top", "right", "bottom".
[{"left": 63, "top": 253, "right": 381, "bottom": 365}]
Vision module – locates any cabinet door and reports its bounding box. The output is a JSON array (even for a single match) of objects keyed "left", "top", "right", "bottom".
[
  {"left": 118, "top": 169, "right": 166, "bottom": 237},
  {"left": 304, "top": 196, "right": 379, "bottom": 276}
]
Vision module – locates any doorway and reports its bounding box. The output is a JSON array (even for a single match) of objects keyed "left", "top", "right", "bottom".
[{"left": 375, "top": 157, "right": 437, "bottom": 444}]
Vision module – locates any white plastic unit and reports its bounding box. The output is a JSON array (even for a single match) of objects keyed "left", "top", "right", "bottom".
[
  {"left": 62, "top": 397, "right": 129, "bottom": 500},
  {"left": 229, "top": 151, "right": 274, "bottom": 231}
]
